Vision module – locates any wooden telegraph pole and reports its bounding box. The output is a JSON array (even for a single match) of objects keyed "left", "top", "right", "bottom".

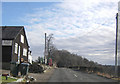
[
  {"left": 115, "top": 13, "right": 118, "bottom": 77},
  {"left": 44, "top": 33, "right": 47, "bottom": 64}
]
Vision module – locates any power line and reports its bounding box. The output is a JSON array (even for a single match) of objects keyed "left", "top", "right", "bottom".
[{"left": 78, "top": 20, "right": 115, "bottom": 38}]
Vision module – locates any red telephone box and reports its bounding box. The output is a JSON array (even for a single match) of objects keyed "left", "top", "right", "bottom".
[{"left": 49, "top": 58, "right": 52, "bottom": 66}]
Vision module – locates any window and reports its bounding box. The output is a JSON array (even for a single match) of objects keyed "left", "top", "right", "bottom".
[
  {"left": 2, "top": 40, "right": 12, "bottom": 46},
  {"left": 23, "top": 48, "right": 27, "bottom": 56},
  {"left": 14, "top": 43, "right": 18, "bottom": 54},
  {"left": 21, "top": 35, "right": 24, "bottom": 43},
  {"left": 18, "top": 46, "right": 20, "bottom": 64}
]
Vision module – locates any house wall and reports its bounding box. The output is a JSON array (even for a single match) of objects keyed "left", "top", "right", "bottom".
[{"left": 12, "top": 28, "right": 29, "bottom": 63}]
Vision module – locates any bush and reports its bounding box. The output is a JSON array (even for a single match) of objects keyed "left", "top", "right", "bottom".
[{"left": 29, "top": 62, "right": 44, "bottom": 73}]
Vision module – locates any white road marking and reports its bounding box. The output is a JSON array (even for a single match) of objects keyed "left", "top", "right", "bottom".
[{"left": 74, "top": 74, "right": 78, "bottom": 77}]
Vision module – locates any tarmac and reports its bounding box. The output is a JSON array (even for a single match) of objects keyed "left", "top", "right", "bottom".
[{"left": 28, "top": 67, "right": 55, "bottom": 82}]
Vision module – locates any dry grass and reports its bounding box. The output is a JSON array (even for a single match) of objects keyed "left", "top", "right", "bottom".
[{"left": 96, "top": 72, "right": 120, "bottom": 80}]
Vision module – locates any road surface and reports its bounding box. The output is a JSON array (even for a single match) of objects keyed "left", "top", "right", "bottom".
[{"left": 48, "top": 68, "right": 117, "bottom": 82}]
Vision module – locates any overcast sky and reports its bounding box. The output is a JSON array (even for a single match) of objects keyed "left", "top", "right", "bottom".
[{"left": 2, "top": 0, "right": 118, "bottom": 65}]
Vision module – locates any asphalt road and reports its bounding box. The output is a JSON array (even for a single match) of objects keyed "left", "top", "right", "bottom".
[{"left": 48, "top": 68, "right": 117, "bottom": 82}]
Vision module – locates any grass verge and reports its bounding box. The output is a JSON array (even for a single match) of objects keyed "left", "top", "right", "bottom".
[{"left": 2, "top": 76, "right": 17, "bottom": 83}]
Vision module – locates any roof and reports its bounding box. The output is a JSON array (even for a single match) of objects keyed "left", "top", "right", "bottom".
[{"left": 0, "top": 26, "right": 24, "bottom": 40}]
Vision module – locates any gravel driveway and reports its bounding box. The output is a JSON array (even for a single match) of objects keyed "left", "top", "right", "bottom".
[{"left": 28, "top": 68, "right": 55, "bottom": 82}]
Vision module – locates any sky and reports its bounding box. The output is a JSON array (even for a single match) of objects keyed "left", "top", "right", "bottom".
[{"left": 2, "top": 0, "right": 119, "bottom": 65}]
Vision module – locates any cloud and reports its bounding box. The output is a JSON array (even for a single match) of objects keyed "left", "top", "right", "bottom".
[{"left": 22, "top": 0, "right": 118, "bottom": 65}]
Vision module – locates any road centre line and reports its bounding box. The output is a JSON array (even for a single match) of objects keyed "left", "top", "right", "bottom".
[{"left": 74, "top": 74, "right": 78, "bottom": 77}]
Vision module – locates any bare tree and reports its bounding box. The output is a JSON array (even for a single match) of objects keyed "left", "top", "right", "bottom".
[{"left": 46, "top": 34, "right": 56, "bottom": 64}]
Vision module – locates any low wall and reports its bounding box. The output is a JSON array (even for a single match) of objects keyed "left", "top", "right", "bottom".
[{"left": 2, "top": 62, "right": 10, "bottom": 70}]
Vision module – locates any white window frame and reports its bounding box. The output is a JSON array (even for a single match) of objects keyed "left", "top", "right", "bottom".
[
  {"left": 23, "top": 48, "right": 27, "bottom": 56},
  {"left": 18, "top": 46, "right": 20, "bottom": 64},
  {"left": 21, "top": 34, "right": 24, "bottom": 43},
  {"left": 2, "top": 40, "right": 12, "bottom": 46},
  {"left": 14, "top": 43, "right": 18, "bottom": 54}
]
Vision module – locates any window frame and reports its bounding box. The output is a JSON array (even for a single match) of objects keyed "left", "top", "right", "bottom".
[
  {"left": 23, "top": 48, "right": 27, "bottom": 56},
  {"left": 21, "top": 34, "right": 24, "bottom": 43},
  {"left": 14, "top": 43, "right": 18, "bottom": 54}
]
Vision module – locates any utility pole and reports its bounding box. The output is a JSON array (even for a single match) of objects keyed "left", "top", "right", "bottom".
[
  {"left": 115, "top": 13, "right": 118, "bottom": 77},
  {"left": 44, "top": 33, "right": 47, "bottom": 64}
]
